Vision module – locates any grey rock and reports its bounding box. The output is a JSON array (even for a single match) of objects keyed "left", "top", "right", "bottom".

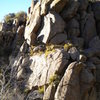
[
  {"left": 50, "top": 0, "right": 69, "bottom": 13},
  {"left": 55, "top": 62, "right": 84, "bottom": 100},
  {"left": 37, "top": 11, "right": 66, "bottom": 44},
  {"left": 24, "top": 2, "right": 41, "bottom": 45},
  {"left": 89, "top": 36, "right": 100, "bottom": 49},
  {"left": 68, "top": 47, "right": 80, "bottom": 60},
  {"left": 89, "top": 57, "right": 100, "bottom": 65},
  {"left": 81, "top": 12, "right": 97, "bottom": 44},
  {"left": 71, "top": 37, "right": 84, "bottom": 48},
  {"left": 92, "top": 2, "right": 100, "bottom": 21},
  {"left": 86, "top": 62, "right": 96, "bottom": 72},
  {"left": 67, "top": 18, "right": 80, "bottom": 37},
  {"left": 26, "top": 90, "right": 43, "bottom": 100},
  {"left": 78, "top": 0, "right": 89, "bottom": 11},
  {"left": 78, "top": 54, "right": 87, "bottom": 62},
  {"left": 80, "top": 68, "right": 96, "bottom": 100},
  {"left": 22, "top": 49, "right": 68, "bottom": 90},
  {"left": 17, "top": 25, "right": 25, "bottom": 38},
  {"left": 61, "top": 1, "right": 80, "bottom": 21},
  {"left": 84, "top": 48, "right": 100, "bottom": 57},
  {"left": 43, "top": 84, "right": 56, "bottom": 100},
  {"left": 49, "top": 33, "right": 67, "bottom": 44}
]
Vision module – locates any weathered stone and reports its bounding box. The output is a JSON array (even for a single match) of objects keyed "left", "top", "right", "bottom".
[
  {"left": 89, "top": 36, "right": 100, "bottom": 49},
  {"left": 41, "top": 0, "right": 53, "bottom": 15},
  {"left": 49, "top": 33, "right": 67, "bottom": 44},
  {"left": 0, "top": 22, "right": 3, "bottom": 31},
  {"left": 78, "top": 0, "right": 89, "bottom": 11},
  {"left": 81, "top": 12, "right": 97, "bottom": 44},
  {"left": 68, "top": 47, "right": 80, "bottom": 60},
  {"left": 67, "top": 18, "right": 80, "bottom": 37},
  {"left": 80, "top": 68, "right": 96, "bottom": 100},
  {"left": 27, "top": 90, "right": 43, "bottom": 100},
  {"left": 61, "top": 1, "right": 80, "bottom": 21},
  {"left": 20, "top": 41, "right": 29, "bottom": 53},
  {"left": 25, "top": 49, "right": 68, "bottom": 89},
  {"left": 84, "top": 48, "right": 100, "bottom": 57},
  {"left": 78, "top": 54, "right": 87, "bottom": 62},
  {"left": 86, "top": 62, "right": 96, "bottom": 73},
  {"left": 17, "top": 25, "right": 25, "bottom": 38},
  {"left": 55, "top": 62, "right": 84, "bottom": 100},
  {"left": 37, "top": 11, "right": 66, "bottom": 44},
  {"left": 89, "top": 57, "right": 100, "bottom": 65},
  {"left": 24, "top": 2, "right": 41, "bottom": 45},
  {"left": 50, "top": 0, "right": 69, "bottom": 13},
  {"left": 43, "top": 84, "right": 56, "bottom": 100}
]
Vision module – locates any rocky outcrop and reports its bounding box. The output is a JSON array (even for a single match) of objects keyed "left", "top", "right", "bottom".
[{"left": 1, "top": 0, "right": 100, "bottom": 100}]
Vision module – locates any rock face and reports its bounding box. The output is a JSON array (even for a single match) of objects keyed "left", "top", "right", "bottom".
[
  {"left": 37, "top": 11, "right": 66, "bottom": 44},
  {"left": 24, "top": 2, "right": 41, "bottom": 45},
  {"left": 1, "top": 0, "right": 100, "bottom": 100},
  {"left": 55, "top": 62, "right": 84, "bottom": 100}
]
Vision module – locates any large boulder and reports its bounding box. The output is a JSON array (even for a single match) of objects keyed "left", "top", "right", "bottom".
[
  {"left": 81, "top": 12, "right": 97, "bottom": 45},
  {"left": 50, "top": 0, "right": 69, "bottom": 13},
  {"left": 41, "top": 0, "right": 69, "bottom": 15},
  {"left": 24, "top": 2, "right": 41, "bottom": 45},
  {"left": 61, "top": 1, "right": 80, "bottom": 21},
  {"left": 16, "top": 49, "right": 68, "bottom": 90},
  {"left": 37, "top": 11, "right": 66, "bottom": 44},
  {"left": 55, "top": 62, "right": 84, "bottom": 100}
]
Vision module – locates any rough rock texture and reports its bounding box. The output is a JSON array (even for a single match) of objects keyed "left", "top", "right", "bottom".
[
  {"left": 37, "top": 11, "right": 66, "bottom": 44},
  {"left": 55, "top": 62, "right": 84, "bottom": 100},
  {"left": 1, "top": 0, "right": 100, "bottom": 100},
  {"left": 24, "top": 2, "right": 41, "bottom": 45}
]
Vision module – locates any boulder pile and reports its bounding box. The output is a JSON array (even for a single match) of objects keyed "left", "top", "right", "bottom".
[{"left": 1, "top": 0, "right": 100, "bottom": 100}]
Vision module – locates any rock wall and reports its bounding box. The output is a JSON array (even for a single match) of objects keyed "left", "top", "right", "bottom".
[{"left": 1, "top": 0, "right": 100, "bottom": 100}]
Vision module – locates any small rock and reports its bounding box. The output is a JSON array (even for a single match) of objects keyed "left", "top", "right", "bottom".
[
  {"left": 68, "top": 47, "right": 80, "bottom": 60},
  {"left": 78, "top": 54, "right": 87, "bottom": 62},
  {"left": 89, "top": 36, "right": 100, "bottom": 49},
  {"left": 49, "top": 33, "right": 67, "bottom": 44}
]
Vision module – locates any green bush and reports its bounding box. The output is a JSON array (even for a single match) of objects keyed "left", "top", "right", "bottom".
[
  {"left": 4, "top": 13, "right": 15, "bottom": 24},
  {"left": 15, "top": 11, "right": 27, "bottom": 21}
]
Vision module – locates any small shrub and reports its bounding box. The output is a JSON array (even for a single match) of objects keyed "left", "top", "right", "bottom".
[
  {"left": 38, "top": 86, "right": 44, "bottom": 94},
  {"left": 45, "top": 45, "right": 56, "bottom": 58},
  {"left": 49, "top": 74, "right": 60, "bottom": 85}
]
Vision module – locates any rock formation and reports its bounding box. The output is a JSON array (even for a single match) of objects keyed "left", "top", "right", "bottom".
[{"left": 0, "top": 0, "right": 100, "bottom": 100}]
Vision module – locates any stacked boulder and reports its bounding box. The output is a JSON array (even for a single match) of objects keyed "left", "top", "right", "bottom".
[{"left": 8, "top": 0, "right": 100, "bottom": 100}]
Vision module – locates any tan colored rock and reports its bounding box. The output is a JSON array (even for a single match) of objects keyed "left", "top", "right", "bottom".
[
  {"left": 17, "top": 25, "right": 25, "bottom": 38},
  {"left": 41, "top": 0, "right": 53, "bottom": 15},
  {"left": 37, "top": 11, "right": 66, "bottom": 44},
  {"left": 49, "top": 33, "right": 67, "bottom": 44},
  {"left": 55, "top": 62, "right": 84, "bottom": 100},
  {"left": 81, "top": 12, "right": 97, "bottom": 44},
  {"left": 0, "top": 22, "right": 3, "bottom": 31},
  {"left": 80, "top": 68, "right": 96, "bottom": 100},
  {"left": 50, "top": 0, "right": 69, "bottom": 13},
  {"left": 24, "top": 2, "right": 41, "bottom": 45},
  {"left": 78, "top": 54, "right": 87, "bottom": 62},
  {"left": 43, "top": 83, "right": 56, "bottom": 100},
  {"left": 25, "top": 49, "right": 68, "bottom": 90}
]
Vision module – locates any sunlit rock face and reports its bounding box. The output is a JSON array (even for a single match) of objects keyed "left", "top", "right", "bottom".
[{"left": 1, "top": 0, "right": 100, "bottom": 100}]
